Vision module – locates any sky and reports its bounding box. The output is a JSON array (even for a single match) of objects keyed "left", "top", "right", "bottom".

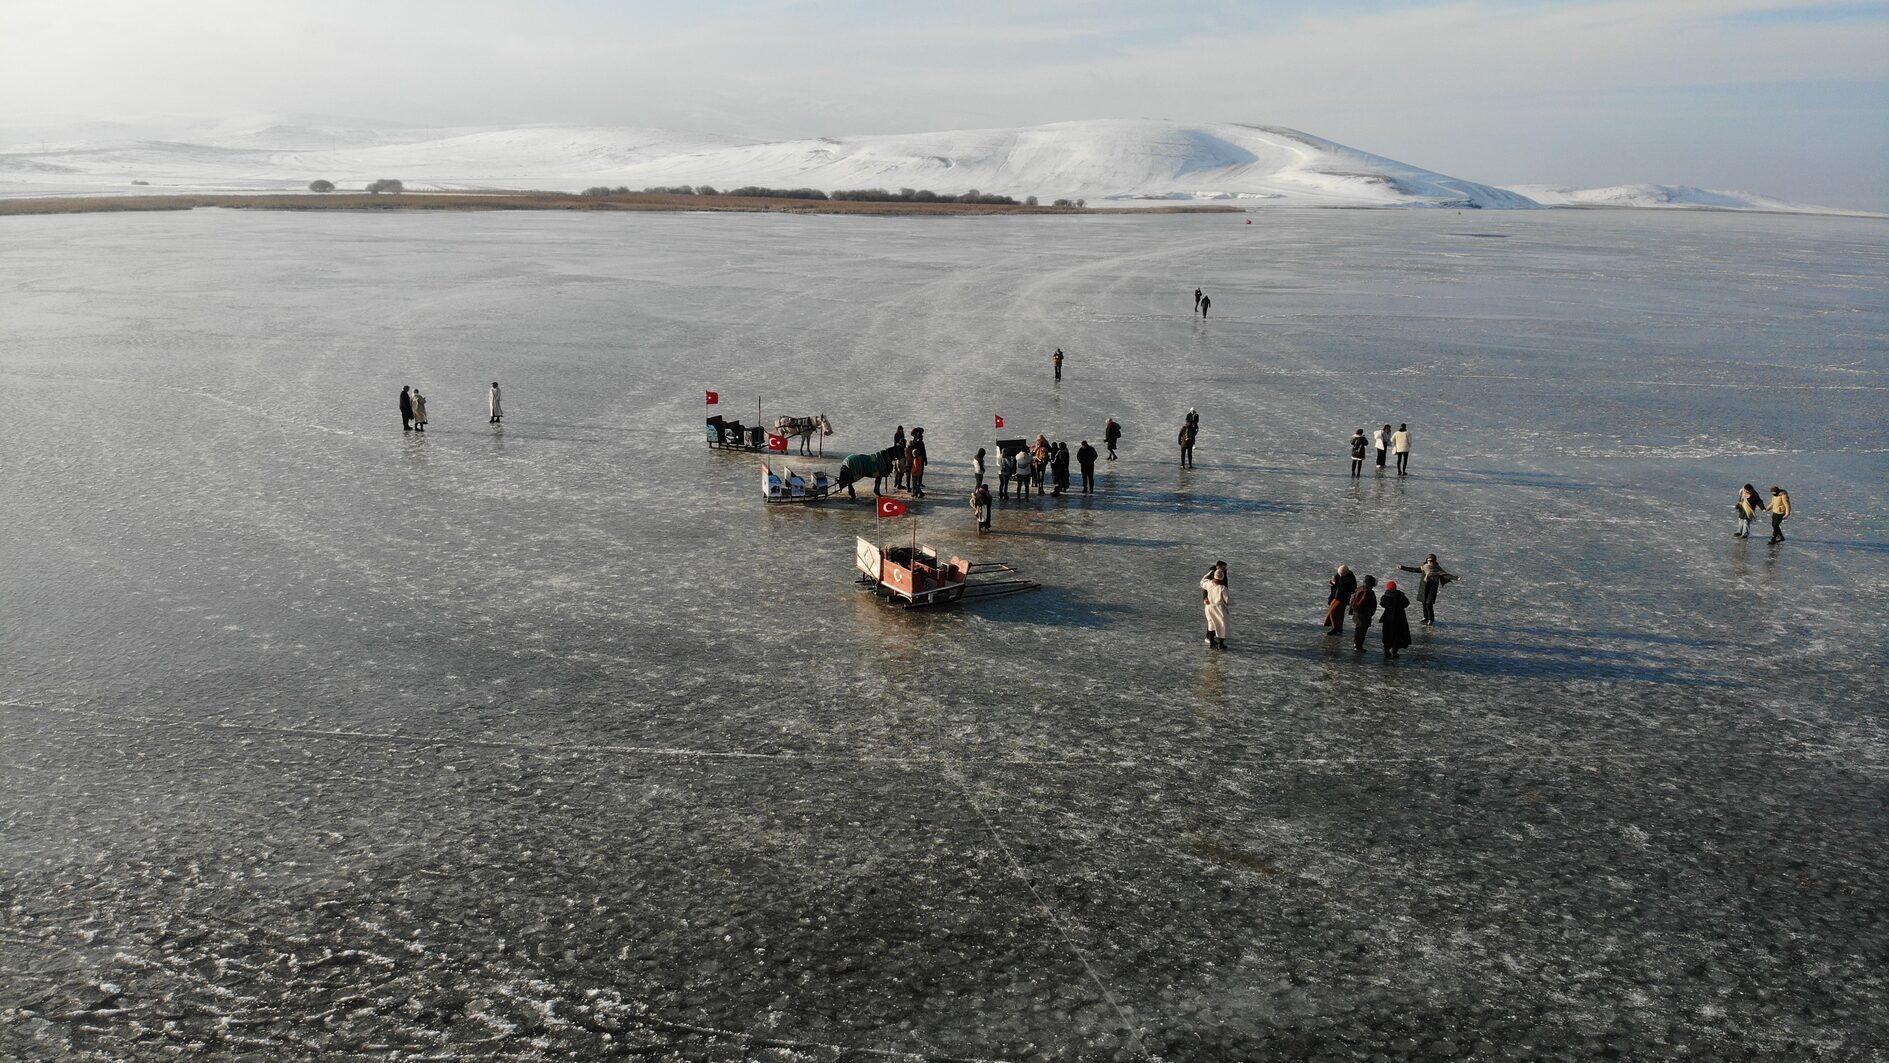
[{"left": 4, "top": 0, "right": 1886, "bottom": 209}]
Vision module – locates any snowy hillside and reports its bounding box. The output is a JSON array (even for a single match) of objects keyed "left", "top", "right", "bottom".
[
  {"left": 0, "top": 116, "right": 1527, "bottom": 208},
  {"left": 1509, "top": 183, "right": 1878, "bottom": 216}
]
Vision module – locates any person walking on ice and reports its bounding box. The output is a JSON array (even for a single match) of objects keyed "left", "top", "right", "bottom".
[
  {"left": 1200, "top": 293, "right": 1211, "bottom": 318},
  {"left": 1201, "top": 561, "right": 1230, "bottom": 649},
  {"left": 399, "top": 385, "right": 414, "bottom": 432},
  {"left": 1379, "top": 580, "right": 1412, "bottom": 659},
  {"left": 413, "top": 389, "right": 429, "bottom": 433},
  {"left": 1077, "top": 440, "right": 1098, "bottom": 493},
  {"left": 1349, "top": 575, "right": 1378, "bottom": 652},
  {"left": 1178, "top": 420, "right": 1197, "bottom": 469},
  {"left": 1768, "top": 485, "right": 1792, "bottom": 544},
  {"left": 1735, "top": 484, "right": 1762, "bottom": 538},
  {"left": 1194, "top": 288, "right": 1202, "bottom": 314},
  {"left": 488, "top": 381, "right": 503, "bottom": 424},
  {"left": 1052, "top": 348, "right": 1064, "bottom": 381},
  {"left": 1392, "top": 423, "right": 1411, "bottom": 475},
  {"left": 1398, "top": 554, "right": 1456, "bottom": 625},
  {"left": 1349, "top": 429, "right": 1367, "bottom": 477},
  {"left": 1105, "top": 418, "right": 1122, "bottom": 460}
]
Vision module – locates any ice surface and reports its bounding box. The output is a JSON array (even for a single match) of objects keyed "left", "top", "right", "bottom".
[{"left": 2, "top": 208, "right": 1887, "bottom": 1060}]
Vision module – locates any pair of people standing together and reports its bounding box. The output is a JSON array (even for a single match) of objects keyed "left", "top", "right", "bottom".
[
  {"left": 1350, "top": 424, "right": 1410, "bottom": 476},
  {"left": 891, "top": 426, "right": 927, "bottom": 497},
  {"left": 1735, "top": 484, "right": 1791, "bottom": 544},
  {"left": 399, "top": 385, "right": 429, "bottom": 432}
]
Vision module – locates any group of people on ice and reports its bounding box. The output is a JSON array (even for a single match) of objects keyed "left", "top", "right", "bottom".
[
  {"left": 1350, "top": 424, "right": 1411, "bottom": 476},
  {"left": 396, "top": 382, "right": 503, "bottom": 432}
]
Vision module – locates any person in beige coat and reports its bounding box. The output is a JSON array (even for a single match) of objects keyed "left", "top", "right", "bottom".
[
  {"left": 413, "top": 389, "right": 429, "bottom": 432},
  {"left": 1200, "top": 561, "right": 1230, "bottom": 649}
]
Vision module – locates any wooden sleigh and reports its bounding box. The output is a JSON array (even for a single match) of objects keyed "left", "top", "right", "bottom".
[{"left": 853, "top": 537, "right": 1037, "bottom": 608}]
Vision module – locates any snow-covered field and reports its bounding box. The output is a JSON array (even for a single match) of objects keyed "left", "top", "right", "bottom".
[
  {"left": 3, "top": 207, "right": 1886, "bottom": 1059},
  {"left": 1508, "top": 182, "right": 1880, "bottom": 215},
  {"left": 6, "top": 114, "right": 1852, "bottom": 213}
]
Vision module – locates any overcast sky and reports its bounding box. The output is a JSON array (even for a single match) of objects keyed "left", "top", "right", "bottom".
[{"left": 5, "top": 0, "right": 1886, "bottom": 208}]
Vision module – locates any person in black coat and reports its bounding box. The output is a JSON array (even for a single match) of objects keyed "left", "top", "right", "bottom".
[
  {"left": 1349, "top": 575, "right": 1378, "bottom": 652},
  {"left": 1325, "top": 565, "right": 1357, "bottom": 635},
  {"left": 1104, "top": 418, "right": 1122, "bottom": 460},
  {"left": 399, "top": 386, "right": 414, "bottom": 431},
  {"left": 1050, "top": 442, "right": 1071, "bottom": 495},
  {"left": 1076, "top": 441, "right": 1098, "bottom": 493},
  {"left": 1379, "top": 580, "right": 1412, "bottom": 658},
  {"left": 892, "top": 426, "right": 908, "bottom": 489},
  {"left": 1349, "top": 429, "right": 1366, "bottom": 477}
]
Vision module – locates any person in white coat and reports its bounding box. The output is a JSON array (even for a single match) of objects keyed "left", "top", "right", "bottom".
[
  {"left": 1372, "top": 424, "right": 1389, "bottom": 469},
  {"left": 488, "top": 381, "right": 503, "bottom": 424},
  {"left": 1200, "top": 561, "right": 1230, "bottom": 649},
  {"left": 1392, "top": 423, "right": 1410, "bottom": 475}
]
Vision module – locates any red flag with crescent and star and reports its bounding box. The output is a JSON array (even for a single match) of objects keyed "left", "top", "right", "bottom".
[
  {"left": 705, "top": 390, "right": 719, "bottom": 405},
  {"left": 876, "top": 496, "right": 908, "bottom": 518},
  {"left": 766, "top": 433, "right": 789, "bottom": 452},
  {"left": 994, "top": 414, "right": 1005, "bottom": 429}
]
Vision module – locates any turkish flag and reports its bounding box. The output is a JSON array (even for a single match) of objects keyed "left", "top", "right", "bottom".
[
  {"left": 766, "top": 433, "right": 789, "bottom": 452},
  {"left": 876, "top": 496, "right": 908, "bottom": 518},
  {"left": 705, "top": 390, "right": 719, "bottom": 405},
  {"left": 994, "top": 414, "right": 1005, "bottom": 429}
]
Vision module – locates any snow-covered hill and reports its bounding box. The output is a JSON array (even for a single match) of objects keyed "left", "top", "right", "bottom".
[
  {"left": 0, "top": 117, "right": 1526, "bottom": 208},
  {"left": 1508, "top": 183, "right": 1877, "bottom": 216}
]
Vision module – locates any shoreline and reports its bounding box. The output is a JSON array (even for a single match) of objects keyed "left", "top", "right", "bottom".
[{"left": 0, "top": 190, "right": 1246, "bottom": 218}]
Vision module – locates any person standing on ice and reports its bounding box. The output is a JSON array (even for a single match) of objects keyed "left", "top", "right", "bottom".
[
  {"left": 1104, "top": 418, "right": 1122, "bottom": 460},
  {"left": 1349, "top": 575, "right": 1378, "bottom": 652},
  {"left": 971, "top": 482, "right": 993, "bottom": 533},
  {"left": 1398, "top": 554, "right": 1456, "bottom": 625},
  {"left": 1735, "top": 484, "right": 1762, "bottom": 539},
  {"left": 488, "top": 381, "right": 503, "bottom": 425},
  {"left": 1768, "top": 485, "right": 1792, "bottom": 544},
  {"left": 413, "top": 389, "right": 429, "bottom": 433},
  {"left": 1372, "top": 424, "right": 1390, "bottom": 469},
  {"left": 1325, "top": 564, "right": 1357, "bottom": 636},
  {"left": 1200, "top": 294, "right": 1211, "bottom": 318},
  {"left": 1076, "top": 440, "right": 1098, "bottom": 493},
  {"left": 1194, "top": 288, "right": 1203, "bottom": 313},
  {"left": 1178, "top": 420, "right": 1197, "bottom": 469},
  {"left": 1392, "top": 423, "right": 1411, "bottom": 475},
  {"left": 908, "top": 427, "right": 928, "bottom": 497},
  {"left": 891, "top": 426, "right": 908, "bottom": 490},
  {"left": 1349, "top": 429, "right": 1367, "bottom": 477},
  {"left": 972, "top": 447, "right": 987, "bottom": 488},
  {"left": 1052, "top": 348, "right": 1064, "bottom": 381},
  {"left": 998, "top": 449, "right": 1015, "bottom": 499},
  {"left": 1379, "top": 581, "right": 1412, "bottom": 660},
  {"left": 1201, "top": 561, "right": 1230, "bottom": 649},
  {"left": 1050, "top": 442, "right": 1071, "bottom": 496},
  {"left": 399, "top": 386, "right": 414, "bottom": 431}
]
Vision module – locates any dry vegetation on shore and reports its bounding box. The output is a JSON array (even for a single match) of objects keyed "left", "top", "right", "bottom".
[{"left": 0, "top": 190, "right": 1242, "bottom": 218}]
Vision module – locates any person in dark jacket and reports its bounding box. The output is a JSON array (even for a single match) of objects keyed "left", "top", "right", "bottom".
[
  {"left": 1398, "top": 554, "right": 1456, "bottom": 625},
  {"left": 1325, "top": 564, "right": 1357, "bottom": 635},
  {"left": 1076, "top": 441, "right": 1098, "bottom": 492},
  {"left": 1178, "top": 422, "right": 1197, "bottom": 469},
  {"left": 1379, "top": 580, "right": 1412, "bottom": 658},
  {"left": 1194, "top": 288, "right": 1202, "bottom": 313},
  {"left": 1349, "top": 575, "right": 1378, "bottom": 652},
  {"left": 1349, "top": 429, "right": 1366, "bottom": 477},
  {"left": 908, "top": 427, "right": 928, "bottom": 497},
  {"left": 1104, "top": 418, "right": 1122, "bottom": 460},
  {"left": 892, "top": 426, "right": 908, "bottom": 489},
  {"left": 1200, "top": 294, "right": 1211, "bottom": 318},
  {"left": 1052, "top": 348, "right": 1064, "bottom": 381},
  {"left": 399, "top": 386, "right": 414, "bottom": 431},
  {"left": 1050, "top": 442, "right": 1071, "bottom": 495}
]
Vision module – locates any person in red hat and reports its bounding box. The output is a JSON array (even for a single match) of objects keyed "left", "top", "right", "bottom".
[{"left": 1380, "top": 580, "right": 1412, "bottom": 659}]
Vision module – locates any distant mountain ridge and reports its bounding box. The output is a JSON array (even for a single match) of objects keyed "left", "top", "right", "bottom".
[{"left": 0, "top": 115, "right": 1867, "bottom": 215}]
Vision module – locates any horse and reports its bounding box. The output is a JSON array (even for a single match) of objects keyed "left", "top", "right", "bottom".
[
  {"left": 772, "top": 414, "right": 834, "bottom": 455},
  {"left": 835, "top": 446, "right": 899, "bottom": 498}
]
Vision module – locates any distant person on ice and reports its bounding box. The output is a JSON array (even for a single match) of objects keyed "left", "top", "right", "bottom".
[
  {"left": 892, "top": 426, "right": 908, "bottom": 490},
  {"left": 1104, "top": 418, "right": 1122, "bottom": 460},
  {"left": 1373, "top": 424, "right": 1390, "bottom": 469},
  {"left": 1392, "top": 423, "right": 1411, "bottom": 475},
  {"left": 1194, "top": 288, "right": 1202, "bottom": 313},
  {"left": 1201, "top": 561, "right": 1230, "bottom": 649},
  {"left": 1379, "top": 580, "right": 1412, "bottom": 659},
  {"left": 1399, "top": 554, "right": 1456, "bottom": 625},
  {"left": 413, "top": 389, "right": 429, "bottom": 433},
  {"left": 1178, "top": 420, "right": 1197, "bottom": 469},
  {"left": 1325, "top": 564, "right": 1357, "bottom": 635},
  {"left": 399, "top": 385, "right": 414, "bottom": 431},
  {"left": 488, "top": 381, "right": 503, "bottom": 424},
  {"left": 1735, "top": 484, "right": 1762, "bottom": 539},
  {"left": 1199, "top": 293, "right": 1211, "bottom": 318},
  {"left": 971, "top": 482, "right": 992, "bottom": 533},
  {"left": 1768, "top": 485, "right": 1792, "bottom": 544},
  {"left": 1053, "top": 348, "right": 1064, "bottom": 381},
  {"left": 1077, "top": 440, "right": 1098, "bottom": 493},
  {"left": 999, "top": 449, "right": 1016, "bottom": 499},
  {"left": 1349, "top": 429, "right": 1367, "bottom": 477},
  {"left": 972, "top": 447, "right": 986, "bottom": 488},
  {"left": 1349, "top": 575, "right": 1378, "bottom": 652},
  {"left": 908, "top": 427, "right": 927, "bottom": 497}
]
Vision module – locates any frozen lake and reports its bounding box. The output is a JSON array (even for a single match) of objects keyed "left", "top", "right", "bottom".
[{"left": 3, "top": 207, "right": 1887, "bottom": 1060}]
